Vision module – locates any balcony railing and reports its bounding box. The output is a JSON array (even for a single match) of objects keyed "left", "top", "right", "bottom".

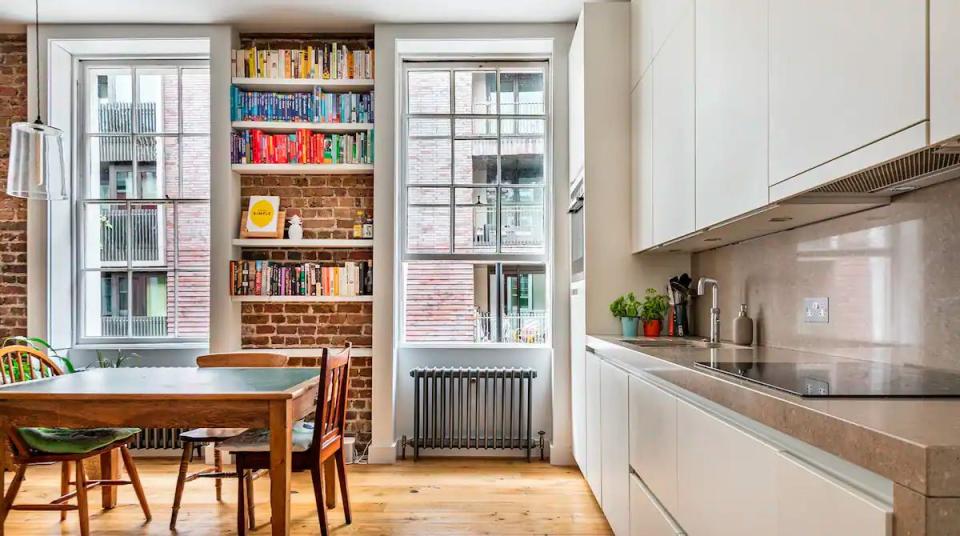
[
  {"left": 97, "top": 103, "right": 157, "bottom": 161},
  {"left": 101, "top": 315, "right": 168, "bottom": 337},
  {"left": 470, "top": 206, "right": 544, "bottom": 250},
  {"left": 475, "top": 310, "right": 547, "bottom": 344},
  {"left": 100, "top": 207, "right": 162, "bottom": 263}
]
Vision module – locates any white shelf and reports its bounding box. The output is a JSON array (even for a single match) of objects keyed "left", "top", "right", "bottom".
[
  {"left": 231, "top": 163, "right": 373, "bottom": 175},
  {"left": 233, "top": 77, "right": 374, "bottom": 92},
  {"left": 232, "top": 121, "right": 373, "bottom": 133},
  {"left": 231, "top": 295, "right": 373, "bottom": 303},
  {"left": 232, "top": 238, "right": 373, "bottom": 248}
]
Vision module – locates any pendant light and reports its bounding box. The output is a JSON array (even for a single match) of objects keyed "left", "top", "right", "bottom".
[{"left": 6, "top": 0, "right": 66, "bottom": 201}]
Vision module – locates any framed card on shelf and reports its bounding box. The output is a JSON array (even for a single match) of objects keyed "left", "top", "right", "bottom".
[{"left": 241, "top": 195, "right": 285, "bottom": 238}]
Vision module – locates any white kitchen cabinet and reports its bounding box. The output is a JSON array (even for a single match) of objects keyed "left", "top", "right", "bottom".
[
  {"left": 571, "top": 283, "right": 587, "bottom": 472},
  {"left": 931, "top": 0, "right": 960, "bottom": 144},
  {"left": 768, "top": 0, "right": 926, "bottom": 186},
  {"left": 630, "top": 74, "right": 654, "bottom": 252},
  {"left": 569, "top": 17, "right": 585, "bottom": 187},
  {"left": 628, "top": 376, "right": 677, "bottom": 513},
  {"left": 600, "top": 361, "right": 630, "bottom": 535},
  {"left": 676, "top": 399, "right": 778, "bottom": 536},
  {"left": 694, "top": 0, "right": 768, "bottom": 229},
  {"left": 630, "top": 0, "right": 691, "bottom": 90},
  {"left": 630, "top": 474, "right": 685, "bottom": 536},
  {"left": 777, "top": 452, "right": 892, "bottom": 536},
  {"left": 651, "top": 5, "right": 695, "bottom": 244},
  {"left": 585, "top": 347, "right": 603, "bottom": 502}
]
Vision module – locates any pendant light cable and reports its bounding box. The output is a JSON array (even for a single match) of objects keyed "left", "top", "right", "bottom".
[{"left": 33, "top": 0, "right": 42, "bottom": 125}]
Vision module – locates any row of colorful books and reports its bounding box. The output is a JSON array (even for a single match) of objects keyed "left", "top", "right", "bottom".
[
  {"left": 230, "top": 260, "right": 373, "bottom": 297},
  {"left": 231, "top": 129, "right": 374, "bottom": 165},
  {"left": 232, "top": 45, "right": 374, "bottom": 80},
  {"left": 230, "top": 87, "right": 374, "bottom": 123}
]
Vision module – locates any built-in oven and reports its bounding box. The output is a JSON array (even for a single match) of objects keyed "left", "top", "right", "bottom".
[{"left": 569, "top": 180, "right": 585, "bottom": 282}]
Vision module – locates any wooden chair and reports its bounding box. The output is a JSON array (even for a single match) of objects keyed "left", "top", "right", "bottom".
[
  {"left": 220, "top": 344, "right": 352, "bottom": 536},
  {"left": 169, "top": 351, "right": 288, "bottom": 530},
  {"left": 0, "top": 345, "right": 150, "bottom": 536}
]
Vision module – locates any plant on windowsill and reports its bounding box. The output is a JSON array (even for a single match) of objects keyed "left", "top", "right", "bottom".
[
  {"left": 609, "top": 292, "right": 641, "bottom": 338},
  {"left": 90, "top": 349, "right": 141, "bottom": 369},
  {"left": 639, "top": 288, "right": 669, "bottom": 337}
]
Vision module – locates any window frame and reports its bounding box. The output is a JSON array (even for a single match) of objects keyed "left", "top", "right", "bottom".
[
  {"left": 399, "top": 60, "right": 553, "bottom": 346},
  {"left": 74, "top": 58, "right": 211, "bottom": 346}
]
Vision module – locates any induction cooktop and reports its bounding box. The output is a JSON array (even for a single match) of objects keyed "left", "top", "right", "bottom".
[{"left": 693, "top": 360, "right": 960, "bottom": 398}]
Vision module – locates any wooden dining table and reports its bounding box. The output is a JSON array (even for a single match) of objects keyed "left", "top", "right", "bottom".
[{"left": 0, "top": 367, "right": 326, "bottom": 536}]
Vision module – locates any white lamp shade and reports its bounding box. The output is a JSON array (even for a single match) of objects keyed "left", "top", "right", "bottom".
[{"left": 6, "top": 121, "right": 67, "bottom": 200}]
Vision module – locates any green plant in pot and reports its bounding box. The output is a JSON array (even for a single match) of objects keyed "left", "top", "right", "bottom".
[
  {"left": 609, "top": 292, "right": 641, "bottom": 337},
  {"left": 639, "top": 288, "right": 669, "bottom": 337}
]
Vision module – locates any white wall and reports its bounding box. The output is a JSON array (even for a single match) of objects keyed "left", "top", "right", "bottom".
[{"left": 373, "top": 23, "right": 574, "bottom": 464}]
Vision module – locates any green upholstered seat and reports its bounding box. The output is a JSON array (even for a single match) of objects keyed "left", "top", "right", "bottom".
[
  {"left": 17, "top": 427, "right": 140, "bottom": 455},
  {"left": 218, "top": 420, "right": 314, "bottom": 453}
]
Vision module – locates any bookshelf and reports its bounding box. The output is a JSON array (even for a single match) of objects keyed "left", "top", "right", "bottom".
[
  {"left": 231, "top": 295, "right": 374, "bottom": 303},
  {"left": 231, "top": 238, "right": 373, "bottom": 248},
  {"left": 231, "top": 120, "right": 373, "bottom": 133},
  {"left": 231, "top": 163, "right": 373, "bottom": 175},
  {"left": 232, "top": 77, "right": 374, "bottom": 92}
]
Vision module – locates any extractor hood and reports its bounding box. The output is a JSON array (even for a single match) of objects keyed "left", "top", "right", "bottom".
[{"left": 648, "top": 135, "right": 960, "bottom": 253}]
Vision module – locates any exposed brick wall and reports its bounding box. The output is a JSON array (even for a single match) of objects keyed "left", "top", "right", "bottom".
[
  {"left": 0, "top": 34, "right": 28, "bottom": 338},
  {"left": 240, "top": 174, "right": 372, "bottom": 238}
]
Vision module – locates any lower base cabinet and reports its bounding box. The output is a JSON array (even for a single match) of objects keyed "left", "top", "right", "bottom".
[
  {"left": 630, "top": 473, "right": 685, "bottom": 536},
  {"left": 601, "top": 361, "right": 630, "bottom": 535},
  {"left": 585, "top": 349, "right": 603, "bottom": 501}
]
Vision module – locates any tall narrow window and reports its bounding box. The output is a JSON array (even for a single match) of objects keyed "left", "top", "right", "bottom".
[
  {"left": 77, "top": 60, "right": 210, "bottom": 343},
  {"left": 401, "top": 62, "right": 550, "bottom": 344}
]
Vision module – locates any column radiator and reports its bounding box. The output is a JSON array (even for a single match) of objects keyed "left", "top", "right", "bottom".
[
  {"left": 404, "top": 367, "right": 541, "bottom": 461},
  {"left": 130, "top": 428, "right": 188, "bottom": 452}
]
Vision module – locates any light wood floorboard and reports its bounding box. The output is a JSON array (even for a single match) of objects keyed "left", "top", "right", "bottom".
[{"left": 4, "top": 458, "right": 611, "bottom": 535}]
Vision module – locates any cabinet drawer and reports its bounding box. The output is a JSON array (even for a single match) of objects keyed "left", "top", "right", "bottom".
[
  {"left": 628, "top": 376, "right": 677, "bottom": 512},
  {"left": 601, "top": 361, "right": 630, "bottom": 535},
  {"left": 777, "top": 452, "right": 892, "bottom": 536},
  {"left": 630, "top": 473, "right": 684, "bottom": 536}
]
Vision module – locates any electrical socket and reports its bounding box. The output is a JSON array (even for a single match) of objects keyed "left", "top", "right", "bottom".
[{"left": 804, "top": 297, "right": 829, "bottom": 323}]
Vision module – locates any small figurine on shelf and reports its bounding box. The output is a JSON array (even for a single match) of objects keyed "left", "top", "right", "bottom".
[
  {"left": 287, "top": 214, "right": 304, "bottom": 240},
  {"left": 362, "top": 212, "right": 374, "bottom": 239}
]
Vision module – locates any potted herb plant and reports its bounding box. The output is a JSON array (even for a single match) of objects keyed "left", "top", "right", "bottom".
[
  {"left": 609, "top": 292, "right": 641, "bottom": 337},
  {"left": 639, "top": 288, "right": 669, "bottom": 337}
]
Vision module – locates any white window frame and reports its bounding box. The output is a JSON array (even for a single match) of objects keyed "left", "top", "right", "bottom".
[
  {"left": 74, "top": 58, "right": 210, "bottom": 346},
  {"left": 399, "top": 60, "right": 552, "bottom": 346}
]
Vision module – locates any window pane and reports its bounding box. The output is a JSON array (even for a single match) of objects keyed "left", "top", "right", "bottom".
[
  {"left": 130, "top": 271, "right": 170, "bottom": 337},
  {"left": 454, "top": 188, "right": 497, "bottom": 253},
  {"left": 83, "top": 271, "right": 128, "bottom": 338},
  {"left": 407, "top": 187, "right": 451, "bottom": 252},
  {"left": 453, "top": 139, "right": 497, "bottom": 185},
  {"left": 182, "top": 68, "right": 210, "bottom": 133},
  {"left": 408, "top": 70, "right": 450, "bottom": 114},
  {"left": 502, "top": 264, "right": 548, "bottom": 343},
  {"left": 85, "top": 137, "right": 132, "bottom": 199},
  {"left": 181, "top": 136, "right": 211, "bottom": 198},
  {"left": 86, "top": 67, "right": 132, "bottom": 134},
  {"left": 454, "top": 71, "right": 496, "bottom": 114},
  {"left": 135, "top": 67, "right": 178, "bottom": 133},
  {"left": 501, "top": 187, "right": 545, "bottom": 253},
  {"left": 501, "top": 119, "right": 545, "bottom": 185},
  {"left": 406, "top": 118, "right": 451, "bottom": 184},
  {"left": 130, "top": 203, "right": 168, "bottom": 266},
  {"left": 404, "top": 262, "right": 493, "bottom": 342},
  {"left": 176, "top": 203, "right": 211, "bottom": 269},
  {"left": 499, "top": 70, "right": 545, "bottom": 115},
  {"left": 132, "top": 135, "right": 178, "bottom": 199},
  {"left": 455, "top": 118, "right": 497, "bottom": 137},
  {"left": 84, "top": 203, "right": 128, "bottom": 268},
  {"left": 175, "top": 271, "right": 210, "bottom": 337}
]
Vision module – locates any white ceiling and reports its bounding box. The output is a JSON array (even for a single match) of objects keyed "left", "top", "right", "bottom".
[{"left": 0, "top": 0, "right": 614, "bottom": 31}]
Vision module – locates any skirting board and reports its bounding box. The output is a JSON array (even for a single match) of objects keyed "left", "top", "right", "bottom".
[
  {"left": 549, "top": 442, "right": 574, "bottom": 466},
  {"left": 367, "top": 442, "right": 398, "bottom": 464}
]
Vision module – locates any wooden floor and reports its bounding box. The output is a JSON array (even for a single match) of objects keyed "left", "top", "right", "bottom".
[{"left": 4, "top": 457, "right": 611, "bottom": 535}]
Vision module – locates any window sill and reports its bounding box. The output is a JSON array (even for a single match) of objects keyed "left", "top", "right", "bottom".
[
  {"left": 398, "top": 342, "right": 551, "bottom": 351},
  {"left": 71, "top": 342, "right": 210, "bottom": 351}
]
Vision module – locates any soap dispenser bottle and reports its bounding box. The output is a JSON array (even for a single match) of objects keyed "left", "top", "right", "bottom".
[{"left": 733, "top": 304, "right": 754, "bottom": 346}]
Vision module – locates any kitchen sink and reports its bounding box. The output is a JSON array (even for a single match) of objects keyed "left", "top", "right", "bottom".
[{"left": 617, "top": 338, "right": 701, "bottom": 348}]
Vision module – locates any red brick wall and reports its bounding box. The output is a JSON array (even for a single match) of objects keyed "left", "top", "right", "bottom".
[{"left": 0, "top": 34, "right": 28, "bottom": 338}]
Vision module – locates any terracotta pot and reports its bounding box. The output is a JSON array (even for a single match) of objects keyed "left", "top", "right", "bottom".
[{"left": 643, "top": 319, "right": 662, "bottom": 337}]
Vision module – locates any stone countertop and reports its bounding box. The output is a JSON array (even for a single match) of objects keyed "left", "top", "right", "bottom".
[{"left": 587, "top": 335, "right": 960, "bottom": 498}]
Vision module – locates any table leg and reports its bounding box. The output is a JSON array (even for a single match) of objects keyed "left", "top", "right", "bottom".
[
  {"left": 324, "top": 458, "right": 336, "bottom": 509},
  {"left": 269, "top": 400, "right": 292, "bottom": 536},
  {"left": 100, "top": 449, "right": 119, "bottom": 509}
]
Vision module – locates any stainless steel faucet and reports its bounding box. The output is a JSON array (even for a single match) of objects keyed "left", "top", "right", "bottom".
[{"left": 697, "top": 277, "right": 720, "bottom": 346}]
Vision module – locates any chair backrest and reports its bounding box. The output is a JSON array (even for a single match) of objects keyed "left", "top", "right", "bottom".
[
  {"left": 196, "top": 352, "right": 289, "bottom": 368},
  {"left": 0, "top": 345, "right": 63, "bottom": 385},
  {"left": 311, "top": 344, "right": 352, "bottom": 452}
]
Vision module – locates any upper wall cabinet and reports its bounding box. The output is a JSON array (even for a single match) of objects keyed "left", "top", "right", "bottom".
[
  {"left": 630, "top": 74, "right": 654, "bottom": 252},
  {"left": 768, "top": 0, "right": 927, "bottom": 186},
  {"left": 651, "top": 2, "right": 695, "bottom": 245},
  {"left": 695, "top": 0, "right": 769, "bottom": 229},
  {"left": 631, "top": 0, "right": 693, "bottom": 89},
  {"left": 931, "top": 0, "right": 960, "bottom": 144}
]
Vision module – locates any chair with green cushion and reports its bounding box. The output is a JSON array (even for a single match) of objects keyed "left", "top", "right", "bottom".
[{"left": 0, "top": 345, "right": 151, "bottom": 536}]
